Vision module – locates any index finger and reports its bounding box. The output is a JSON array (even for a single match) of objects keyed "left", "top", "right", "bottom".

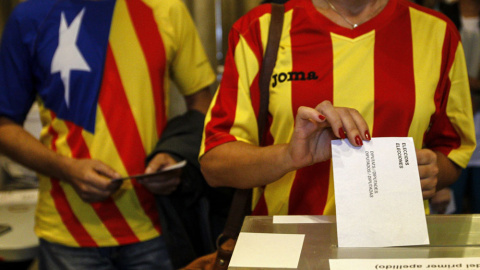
[{"left": 315, "top": 101, "right": 370, "bottom": 144}]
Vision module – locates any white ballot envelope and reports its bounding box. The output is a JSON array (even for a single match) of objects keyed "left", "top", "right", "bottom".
[{"left": 331, "top": 137, "right": 429, "bottom": 247}]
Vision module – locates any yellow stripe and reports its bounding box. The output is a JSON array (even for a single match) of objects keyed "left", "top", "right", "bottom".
[
  {"left": 424, "top": 200, "right": 430, "bottom": 215},
  {"left": 35, "top": 108, "right": 78, "bottom": 246},
  {"left": 331, "top": 32, "right": 375, "bottom": 128},
  {"left": 91, "top": 107, "right": 159, "bottom": 242},
  {"left": 56, "top": 118, "right": 117, "bottom": 246},
  {"left": 232, "top": 36, "right": 260, "bottom": 144},
  {"left": 410, "top": 8, "right": 475, "bottom": 167},
  {"left": 260, "top": 10, "right": 296, "bottom": 215},
  {"left": 446, "top": 45, "right": 476, "bottom": 167},
  {"left": 268, "top": 10, "right": 294, "bottom": 145},
  {"left": 323, "top": 162, "right": 336, "bottom": 215},
  {"left": 329, "top": 32, "right": 375, "bottom": 216},
  {"left": 200, "top": 86, "right": 219, "bottom": 157},
  {"left": 409, "top": 8, "right": 444, "bottom": 149},
  {"left": 110, "top": 0, "right": 157, "bottom": 151},
  {"left": 140, "top": 0, "right": 172, "bottom": 119},
  {"left": 264, "top": 172, "right": 296, "bottom": 215},
  {"left": 35, "top": 175, "right": 79, "bottom": 246},
  {"left": 37, "top": 99, "right": 53, "bottom": 144},
  {"left": 86, "top": 108, "right": 128, "bottom": 176}
]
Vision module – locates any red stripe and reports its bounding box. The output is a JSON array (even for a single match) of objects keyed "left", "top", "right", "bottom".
[
  {"left": 63, "top": 120, "right": 140, "bottom": 245},
  {"left": 99, "top": 47, "right": 146, "bottom": 175},
  {"left": 290, "top": 163, "right": 332, "bottom": 215},
  {"left": 252, "top": 191, "right": 268, "bottom": 215},
  {"left": 47, "top": 113, "right": 97, "bottom": 246},
  {"left": 424, "top": 27, "right": 461, "bottom": 154},
  {"left": 247, "top": 19, "right": 264, "bottom": 123},
  {"left": 50, "top": 181, "right": 98, "bottom": 246},
  {"left": 289, "top": 9, "right": 334, "bottom": 215},
  {"left": 126, "top": 0, "right": 167, "bottom": 137},
  {"left": 373, "top": 5, "right": 415, "bottom": 137},
  {"left": 99, "top": 45, "right": 161, "bottom": 235},
  {"left": 204, "top": 29, "right": 242, "bottom": 153},
  {"left": 65, "top": 121, "right": 90, "bottom": 159}
]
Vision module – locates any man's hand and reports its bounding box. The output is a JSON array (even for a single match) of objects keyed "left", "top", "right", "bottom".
[
  {"left": 61, "top": 158, "right": 122, "bottom": 203},
  {"left": 138, "top": 153, "right": 181, "bottom": 195},
  {"left": 416, "top": 148, "right": 439, "bottom": 199}
]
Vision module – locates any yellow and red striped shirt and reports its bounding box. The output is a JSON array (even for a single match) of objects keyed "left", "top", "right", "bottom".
[
  {"left": 0, "top": 0, "right": 214, "bottom": 247},
  {"left": 200, "top": 0, "right": 475, "bottom": 216}
]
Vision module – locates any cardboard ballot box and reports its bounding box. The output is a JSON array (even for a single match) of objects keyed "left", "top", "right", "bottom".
[{"left": 230, "top": 215, "right": 480, "bottom": 269}]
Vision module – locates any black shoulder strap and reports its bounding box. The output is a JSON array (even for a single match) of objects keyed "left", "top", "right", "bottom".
[
  {"left": 258, "top": 3, "right": 284, "bottom": 145},
  {"left": 213, "top": 5, "right": 285, "bottom": 269},
  {"left": 221, "top": 3, "right": 285, "bottom": 242}
]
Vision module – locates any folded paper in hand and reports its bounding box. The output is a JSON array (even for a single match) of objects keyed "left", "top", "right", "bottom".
[{"left": 112, "top": 160, "right": 187, "bottom": 182}]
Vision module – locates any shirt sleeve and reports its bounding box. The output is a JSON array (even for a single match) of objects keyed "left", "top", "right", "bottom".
[
  {"left": 200, "top": 19, "right": 265, "bottom": 157},
  {"left": 168, "top": 1, "right": 215, "bottom": 96},
  {"left": 424, "top": 31, "right": 476, "bottom": 168},
  {"left": 0, "top": 6, "right": 37, "bottom": 124}
]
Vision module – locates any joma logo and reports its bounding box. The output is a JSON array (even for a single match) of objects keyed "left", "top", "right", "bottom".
[{"left": 272, "top": 71, "right": 319, "bottom": 88}]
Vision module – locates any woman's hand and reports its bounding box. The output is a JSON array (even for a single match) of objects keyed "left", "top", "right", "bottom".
[{"left": 288, "top": 100, "right": 371, "bottom": 170}]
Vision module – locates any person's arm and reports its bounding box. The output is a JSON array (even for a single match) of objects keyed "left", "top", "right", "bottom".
[
  {"left": 0, "top": 116, "right": 122, "bottom": 202},
  {"left": 201, "top": 101, "right": 371, "bottom": 189},
  {"left": 435, "top": 151, "right": 461, "bottom": 189},
  {"left": 184, "top": 87, "right": 212, "bottom": 114},
  {"left": 200, "top": 141, "right": 292, "bottom": 189}
]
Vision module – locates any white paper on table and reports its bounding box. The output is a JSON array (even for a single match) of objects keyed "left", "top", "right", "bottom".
[
  {"left": 331, "top": 137, "right": 429, "bottom": 247},
  {"left": 229, "top": 232, "right": 305, "bottom": 268},
  {"left": 329, "top": 258, "right": 480, "bottom": 270},
  {"left": 273, "top": 215, "right": 334, "bottom": 224}
]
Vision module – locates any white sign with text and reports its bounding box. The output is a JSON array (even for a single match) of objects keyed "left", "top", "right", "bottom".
[{"left": 330, "top": 258, "right": 480, "bottom": 270}]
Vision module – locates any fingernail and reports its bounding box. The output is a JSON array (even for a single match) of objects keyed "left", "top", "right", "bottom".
[
  {"left": 318, "top": 114, "right": 326, "bottom": 121},
  {"left": 365, "top": 130, "right": 371, "bottom": 140},
  {"left": 355, "top": 135, "right": 363, "bottom": 146},
  {"left": 339, "top": 127, "right": 346, "bottom": 139}
]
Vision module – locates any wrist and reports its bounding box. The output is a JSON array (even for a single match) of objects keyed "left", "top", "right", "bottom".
[
  {"left": 279, "top": 144, "right": 302, "bottom": 173},
  {"left": 55, "top": 154, "right": 74, "bottom": 182}
]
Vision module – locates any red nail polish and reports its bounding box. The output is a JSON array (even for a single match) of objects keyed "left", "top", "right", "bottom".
[
  {"left": 339, "top": 127, "right": 346, "bottom": 139},
  {"left": 355, "top": 135, "right": 363, "bottom": 146},
  {"left": 365, "top": 130, "right": 371, "bottom": 140},
  {"left": 318, "top": 114, "right": 326, "bottom": 121}
]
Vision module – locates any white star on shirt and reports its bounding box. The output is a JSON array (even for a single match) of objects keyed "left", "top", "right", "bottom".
[{"left": 51, "top": 8, "right": 91, "bottom": 108}]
